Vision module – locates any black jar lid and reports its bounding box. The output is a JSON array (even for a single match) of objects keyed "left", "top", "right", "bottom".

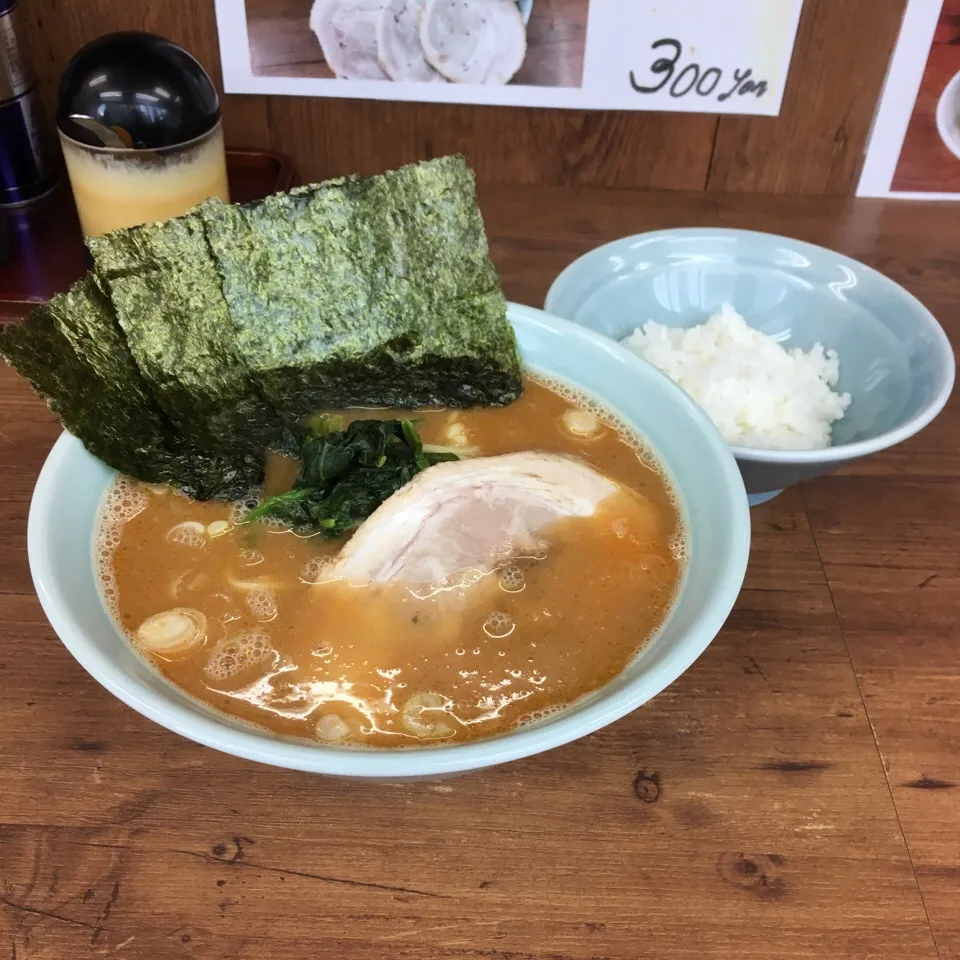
[{"left": 57, "top": 32, "right": 220, "bottom": 150}]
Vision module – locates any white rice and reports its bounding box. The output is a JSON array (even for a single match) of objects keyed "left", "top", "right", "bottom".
[{"left": 620, "top": 304, "right": 852, "bottom": 450}]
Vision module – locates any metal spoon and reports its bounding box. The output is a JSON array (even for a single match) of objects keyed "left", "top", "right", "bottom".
[{"left": 66, "top": 114, "right": 131, "bottom": 149}]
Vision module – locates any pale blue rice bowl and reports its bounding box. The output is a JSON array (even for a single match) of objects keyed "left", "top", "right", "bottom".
[{"left": 545, "top": 228, "right": 955, "bottom": 505}]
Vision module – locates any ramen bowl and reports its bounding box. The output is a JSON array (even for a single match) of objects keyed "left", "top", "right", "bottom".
[
  {"left": 28, "top": 303, "right": 750, "bottom": 779},
  {"left": 545, "top": 229, "right": 955, "bottom": 506}
]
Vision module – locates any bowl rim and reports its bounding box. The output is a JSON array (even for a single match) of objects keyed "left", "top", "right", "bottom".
[
  {"left": 936, "top": 69, "right": 960, "bottom": 162},
  {"left": 544, "top": 227, "right": 957, "bottom": 465},
  {"left": 27, "top": 303, "right": 751, "bottom": 778}
]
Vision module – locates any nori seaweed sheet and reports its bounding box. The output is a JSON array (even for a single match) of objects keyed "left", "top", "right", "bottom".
[
  {"left": 0, "top": 276, "right": 262, "bottom": 500},
  {"left": 2, "top": 156, "right": 520, "bottom": 501},
  {"left": 0, "top": 276, "right": 159, "bottom": 478},
  {"left": 87, "top": 200, "right": 279, "bottom": 461},
  {"left": 203, "top": 155, "right": 522, "bottom": 421}
]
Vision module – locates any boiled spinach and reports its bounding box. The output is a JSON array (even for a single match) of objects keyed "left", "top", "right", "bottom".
[{"left": 246, "top": 418, "right": 458, "bottom": 538}]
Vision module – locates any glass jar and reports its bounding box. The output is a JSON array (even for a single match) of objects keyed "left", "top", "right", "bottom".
[
  {"left": 59, "top": 120, "right": 229, "bottom": 237},
  {"left": 57, "top": 31, "right": 228, "bottom": 237}
]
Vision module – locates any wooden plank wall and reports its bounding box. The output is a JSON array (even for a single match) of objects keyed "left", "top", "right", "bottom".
[{"left": 21, "top": 0, "right": 907, "bottom": 194}]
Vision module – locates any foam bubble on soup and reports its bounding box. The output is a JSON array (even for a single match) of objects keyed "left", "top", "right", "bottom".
[
  {"left": 669, "top": 531, "right": 688, "bottom": 562},
  {"left": 167, "top": 521, "right": 207, "bottom": 549},
  {"left": 205, "top": 630, "right": 275, "bottom": 682},
  {"left": 498, "top": 565, "right": 525, "bottom": 593},
  {"left": 229, "top": 496, "right": 260, "bottom": 525},
  {"left": 95, "top": 477, "right": 150, "bottom": 620},
  {"left": 246, "top": 590, "right": 278, "bottom": 622},
  {"left": 104, "top": 477, "right": 150, "bottom": 523},
  {"left": 300, "top": 556, "right": 335, "bottom": 584},
  {"left": 495, "top": 536, "right": 546, "bottom": 563},
  {"left": 136, "top": 608, "right": 207, "bottom": 657},
  {"left": 637, "top": 554, "right": 671, "bottom": 580},
  {"left": 483, "top": 611, "right": 515, "bottom": 639}
]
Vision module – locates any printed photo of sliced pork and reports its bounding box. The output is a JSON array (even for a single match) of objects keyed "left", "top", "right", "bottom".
[
  {"left": 309, "top": 0, "right": 390, "bottom": 79},
  {"left": 245, "top": 0, "right": 587, "bottom": 89},
  {"left": 377, "top": 0, "right": 445, "bottom": 82},
  {"left": 419, "top": 0, "right": 527, "bottom": 85}
]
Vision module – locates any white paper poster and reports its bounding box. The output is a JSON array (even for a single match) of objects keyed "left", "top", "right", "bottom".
[
  {"left": 216, "top": 0, "right": 804, "bottom": 116},
  {"left": 858, "top": 0, "right": 960, "bottom": 199}
]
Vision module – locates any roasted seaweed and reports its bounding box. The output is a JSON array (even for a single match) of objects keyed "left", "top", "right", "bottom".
[
  {"left": 1, "top": 156, "right": 522, "bottom": 501},
  {"left": 0, "top": 276, "right": 163, "bottom": 479},
  {"left": 87, "top": 201, "right": 280, "bottom": 463},
  {"left": 202, "top": 155, "right": 521, "bottom": 420},
  {"left": 0, "top": 275, "right": 263, "bottom": 500}
]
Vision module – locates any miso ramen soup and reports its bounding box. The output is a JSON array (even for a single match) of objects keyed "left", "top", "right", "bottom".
[{"left": 95, "top": 377, "right": 684, "bottom": 747}]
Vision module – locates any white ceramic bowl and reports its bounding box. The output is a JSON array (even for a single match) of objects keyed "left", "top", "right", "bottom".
[
  {"left": 28, "top": 304, "right": 750, "bottom": 779},
  {"left": 546, "top": 229, "right": 956, "bottom": 506},
  {"left": 937, "top": 70, "right": 960, "bottom": 161}
]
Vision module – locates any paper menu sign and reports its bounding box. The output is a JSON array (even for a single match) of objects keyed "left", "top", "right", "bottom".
[
  {"left": 586, "top": 0, "right": 803, "bottom": 114},
  {"left": 217, "top": 0, "right": 804, "bottom": 116}
]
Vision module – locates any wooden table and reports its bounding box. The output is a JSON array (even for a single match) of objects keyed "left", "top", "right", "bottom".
[{"left": 1, "top": 186, "right": 958, "bottom": 960}]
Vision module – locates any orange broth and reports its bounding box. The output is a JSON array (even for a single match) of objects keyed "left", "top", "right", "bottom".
[{"left": 96, "top": 377, "right": 684, "bottom": 747}]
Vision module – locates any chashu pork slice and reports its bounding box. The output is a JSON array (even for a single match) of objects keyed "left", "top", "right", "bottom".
[
  {"left": 377, "top": 0, "right": 446, "bottom": 82},
  {"left": 310, "top": 0, "right": 390, "bottom": 80},
  {"left": 420, "top": 0, "right": 527, "bottom": 85},
  {"left": 332, "top": 452, "right": 618, "bottom": 586}
]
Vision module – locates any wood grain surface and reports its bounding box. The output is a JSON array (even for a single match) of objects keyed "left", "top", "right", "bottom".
[
  {"left": 708, "top": 0, "right": 909, "bottom": 195},
  {"left": 15, "top": 0, "right": 900, "bottom": 193},
  {"left": 1, "top": 187, "right": 959, "bottom": 959}
]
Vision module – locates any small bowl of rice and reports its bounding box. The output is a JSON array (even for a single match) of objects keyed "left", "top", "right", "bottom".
[{"left": 545, "top": 228, "right": 955, "bottom": 505}]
